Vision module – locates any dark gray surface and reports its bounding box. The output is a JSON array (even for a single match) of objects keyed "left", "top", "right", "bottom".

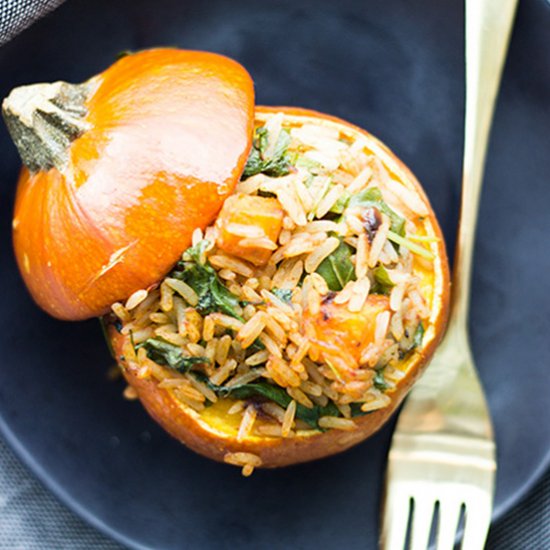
[
  {"left": 0, "top": 0, "right": 549, "bottom": 548},
  {"left": 489, "top": 468, "right": 550, "bottom": 550},
  {"left": 0, "top": 432, "right": 548, "bottom": 548}
]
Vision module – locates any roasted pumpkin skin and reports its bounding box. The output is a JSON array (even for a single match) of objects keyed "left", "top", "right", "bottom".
[
  {"left": 108, "top": 107, "right": 450, "bottom": 469},
  {"left": 6, "top": 49, "right": 255, "bottom": 320}
]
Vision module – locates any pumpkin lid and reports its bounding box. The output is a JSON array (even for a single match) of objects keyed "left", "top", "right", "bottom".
[{"left": 3, "top": 48, "right": 255, "bottom": 320}]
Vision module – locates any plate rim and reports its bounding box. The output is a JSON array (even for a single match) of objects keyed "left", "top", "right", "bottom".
[{"left": 1, "top": 407, "right": 549, "bottom": 549}]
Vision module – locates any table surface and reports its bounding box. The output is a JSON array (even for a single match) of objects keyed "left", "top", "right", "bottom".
[{"left": 0, "top": 433, "right": 548, "bottom": 549}]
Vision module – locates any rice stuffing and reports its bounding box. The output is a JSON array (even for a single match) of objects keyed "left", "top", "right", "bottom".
[{"left": 112, "top": 112, "right": 437, "bottom": 455}]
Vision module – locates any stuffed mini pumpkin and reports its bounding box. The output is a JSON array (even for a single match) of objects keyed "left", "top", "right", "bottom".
[{"left": 3, "top": 49, "right": 449, "bottom": 475}]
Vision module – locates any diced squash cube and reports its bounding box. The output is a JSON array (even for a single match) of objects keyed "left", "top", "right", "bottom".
[
  {"left": 216, "top": 193, "right": 284, "bottom": 266},
  {"left": 303, "top": 295, "right": 390, "bottom": 372}
]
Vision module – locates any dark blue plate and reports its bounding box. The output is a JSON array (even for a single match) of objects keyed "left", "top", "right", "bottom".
[{"left": 0, "top": 0, "right": 549, "bottom": 548}]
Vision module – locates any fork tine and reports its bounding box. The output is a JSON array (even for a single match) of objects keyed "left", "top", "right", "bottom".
[
  {"left": 409, "top": 496, "right": 436, "bottom": 550},
  {"left": 381, "top": 487, "right": 411, "bottom": 550},
  {"left": 435, "top": 498, "right": 463, "bottom": 550},
  {"left": 461, "top": 495, "right": 492, "bottom": 550}
]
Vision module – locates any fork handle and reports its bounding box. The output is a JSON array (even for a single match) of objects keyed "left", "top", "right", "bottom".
[{"left": 450, "top": 0, "right": 519, "bottom": 333}]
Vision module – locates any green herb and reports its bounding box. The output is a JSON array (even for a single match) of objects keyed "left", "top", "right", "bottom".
[
  {"left": 184, "top": 240, "right": 209, "bottom": 264},
  {"left": 240, "top": 299, "right": 267, "bottom": 309},
  {"left": 243, "top": 126, "right": 294, "bottom": 178},
  {"left": 387, "top": 231, "right": 435, "bottom": 260},
  {"left": 373, "top": 369, "right": 389, "bottom": 391},
  {"left": 257, "top": 190, "right": 277, "bottom": 199},
  {"left": 329, "top": 191, "right": 351, "bottom": 214},
  {"left": 295, "top": 156, "right": 323, "bottom": 174},
  {"left": 372, "top": 265, "right": 395, "bottom": 295},
  {"left": 271, "top": 288, "right": 293, "bottom": 304},
  {"left": 115, "top": 50, "right": 133, "bottom": 60},
  {"left": 315, "top": 239, "right": 356, "bottom": 291},
  {"left": 413, "top": 322, "right": 425, "bottom": 348},
  {"left": 350, "top": 402, "right": 368, "bottom": 417},
  {"left": 138, "top": 338, "right": 209, "bottom": 374},
  {"left": 171, "top": 241, "right": 243, "bottom": 320},
  {"left": 374, "top": 265, "right": 394, "bottom": 287},
  {"left": 247, "top": 339, "right": 266, "bottom": 354},
  {"left": 400, "top": 322, "right": 425, "bottom": 357},
  {"left": 348, "top": 187, "right": 406, "bottom": 237}
]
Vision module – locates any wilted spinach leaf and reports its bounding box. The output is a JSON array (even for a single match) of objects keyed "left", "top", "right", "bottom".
[
  {"left": 247, "top": 338, "right": 266, "bottom": 354},
  {"left": 400, "top": 321, "right": 425, "bottom": 357},
  {"left": 316, "top": 239, "right": 356, "bottom": 291},
  {"left": 243, "top": 126, "right": 293, "bottom": 178},
  {"left": 350, "top": 402, "right": 368, "bottom": 417},
  {"left": 115, "top": 49, "right": 133, "bottom": 60},
  {"left": 195, "top": 378, "right": 366, "bottom": 430},
  {"left": 218, "top": 382, "right": 322, "bottom": 428},
  {"left": 413, "top": 322, "right": 425, "bottom": 348},
  {"left": 329, "top": 190, "right": 351, "bottom": 214},
  {"left": 372, "top": 265, "right": 395, "bottom": 295},
  {"left": 348, "top": 187, "right": 406, "bottom": 237},
  {"left": 295, "top": 155, "right": 323, "bottom": 174},
  {"left": 171, "top": 241, "right": 242, "bottom": 320},
  {"left": 138, "top": 338, "right": 209, "bottom": 373},
  {"left": 373, "top": 368, "right": 390, "bottom": 391}
]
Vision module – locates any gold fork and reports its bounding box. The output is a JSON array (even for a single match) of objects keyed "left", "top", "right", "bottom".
[{"left": 380, "top": 0, "right": 519, "bottom": 548}]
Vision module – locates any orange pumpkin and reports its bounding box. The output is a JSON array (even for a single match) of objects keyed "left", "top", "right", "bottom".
[{"left": 3, "top": 49, "right": 255, "bottom": 320}]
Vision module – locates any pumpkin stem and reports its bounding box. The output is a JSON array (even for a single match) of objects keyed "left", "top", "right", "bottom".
[{"left": 2, "top": 81, "right": 92, "bottom": 172}]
